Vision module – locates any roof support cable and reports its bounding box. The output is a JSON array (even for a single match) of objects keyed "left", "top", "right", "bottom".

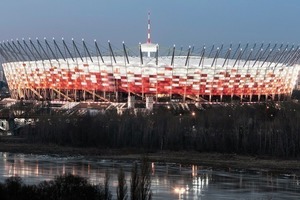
[
  {"left": 208, "top": 44, "right": 214, "bottom": 58},
  {"left": 108, "top": 40, "right": 116, "bottom": 64},
  {"left": 285, "top": 46, "right": 300, "bottom": 66},
  {"left": 263, "top": 43, "right": 277, "bottom": 65},
  {"left": 290, "top": 46, "right": 300, "bottom": 65},
  {"left": 222, "top": 48, "right": 232, "bottom": 68},
  {"left": 241, "top": 43, "right": 249, "bottom": 60},
  {"left": 242, "top": 49, "right": 253, "bottom": 68},
  {"left": 274, "top": 44, "right": 289, "bottom": 67},
  {"left": 211, "top": 47, "right": 220, "bottom": 67},
  {"left": 139, "top": 43, "right": 143, "bottom": 65},
  {"left": 155, "top": 44, "right": 159, "bottom": 66},
  {"left": 218, "top": 44, "right": 224, "bottom": 57},
  {"left": 252, "top": 43, "right": 264, "bottom": 61},
  {"left": 289, "top": 48, "right": 300, "bottom": 66},
  {"left": 23, "top": 39, "right": 37, "bottom": 61},
  {"left": 233, "top": 48, "right": 243, "bottom": 68},
  {"left": 250, "top": 43, "right": 257, "bottom": 57},
  {"left": 171, "top": 45, "right": 175, "bottom": 66},
  {"left": 268, "top": 47, "right": 281, "bottom": 68},
  {"left": 3, "top": 42, "right": 19, "bottom": 62},
  {"left": 198, "top": 46, "right": 206, "bottom": 67},
  {"left": 62, "top": 38, "right": 74, "bottom": 62},
  {"left": 17, "top": 40, "right": 32, "bottom": 61},
  {"left": 45, "top": 38, "right": 58, "bottom": 62},
  {"left": 30, "top": 39, "right": 43, "bottom": 60},
  {"left": 53, "top": 38, "right": 66, "bottom": 61},
  {"left": 11, "top": 41, "right": 26, "bottom": 61},
  {"left": 260, "top": 48, "right": 275, "bottom": 68},
  {"left": 7, "top": 41, "right": 22, "bottom": 62},
  {"left": 185, "top": 46, "right": 191, "bottom": 67},
  {"left": 272, "top": 43, "right": 283, "bottom": 62},
  {"left": 122, "top": 42, "right": 129, "bottom": 64},
  {"left": 94, "top": 40, "right": 104, "bottom": 63},
  {"left": 37, "top": 38, "right": 51, "bottom": 62},
  {"left": 236, "top": 44, "right": 249, "bottom": 65},
  {"left": 251, "top": 48, "right": 264, "bottom": 68},
  {"left": 82, "top": 39, "right": 93, "bottom": 62},
  {"left": 72, "top": 39, "right": 83, "bottom": 62},
  {"left": 286, "top": 45, "right": 299, "bottom": 65},
  {"left": 278, "top": 44, "right": 289, "bottom": 61},
  {"left": 232, "top": 43, "right": 241, "bottom": 59},
  {"left": 280, "top": 45, "right": 293, "bottom": 63},
  {"left": 0, "top": 48, "right": 9, "bottom": 62},
  {"left": 260, "top": 43, "right": 271, "bottom": 61},
  {"left": 281, "top": 44, "right": 295, "bottom": 66},
  {"left": 0, "top": 43, "right": 11, "bottom": 62}
]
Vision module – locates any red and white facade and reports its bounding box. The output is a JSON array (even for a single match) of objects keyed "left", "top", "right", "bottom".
[{"left": 2, "top": 55, "right": 299, "bottom": 102}]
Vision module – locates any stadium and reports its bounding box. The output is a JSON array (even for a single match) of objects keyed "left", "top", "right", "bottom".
[
  {"left": 0, "top": 15, "right": 299, "bottom": 110},
  {"left": 0, "top": 39, "right": 299, "bottom": 107}
]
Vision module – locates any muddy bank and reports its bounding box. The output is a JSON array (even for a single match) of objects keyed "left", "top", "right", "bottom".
[{"left": 0, "top": 137, "right": 300, "bottom": 175}]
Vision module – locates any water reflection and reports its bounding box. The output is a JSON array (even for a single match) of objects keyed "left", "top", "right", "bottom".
[{"left": 0, "top": 152, "right": 300, "bottom": 199}]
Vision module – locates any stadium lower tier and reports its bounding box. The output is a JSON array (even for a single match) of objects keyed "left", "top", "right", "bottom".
[{"left": 2, "top": 58, "right": 299, "bottom": 102}]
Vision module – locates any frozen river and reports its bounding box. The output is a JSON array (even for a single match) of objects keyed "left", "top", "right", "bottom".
[{"left": 0, "top": 152, "right": 299, "bottom": 199}]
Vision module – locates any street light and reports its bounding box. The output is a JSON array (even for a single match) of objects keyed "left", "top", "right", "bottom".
[{"left": 174, "top": 187, "right": 185, "bottom": 199}]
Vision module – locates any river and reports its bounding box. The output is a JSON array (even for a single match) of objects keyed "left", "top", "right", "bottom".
[{"left": 0, "top": 152, "right": 299, "bottom": 199}]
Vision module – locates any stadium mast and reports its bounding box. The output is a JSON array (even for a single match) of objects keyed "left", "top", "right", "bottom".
[{"left": 141, "top": 11, "right": 158, "bottom": 58}]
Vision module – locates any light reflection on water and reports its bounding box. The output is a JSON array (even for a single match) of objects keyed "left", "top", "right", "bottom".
[{"left": 0, "top": 152, "right": 299, "bottom": 199}]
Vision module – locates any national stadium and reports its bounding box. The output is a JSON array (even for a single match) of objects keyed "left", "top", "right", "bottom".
[{"left": 0, "top": 13, "right": 299, "bottom": 110}]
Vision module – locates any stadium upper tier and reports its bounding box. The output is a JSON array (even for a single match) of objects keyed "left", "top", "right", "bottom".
[{"left": 0, "top": 39, "right": 299, "bottom": 102}]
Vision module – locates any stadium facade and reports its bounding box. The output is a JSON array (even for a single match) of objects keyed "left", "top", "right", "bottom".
[{"left": 0, "top": 38, "right": 300, "bottom": 105}]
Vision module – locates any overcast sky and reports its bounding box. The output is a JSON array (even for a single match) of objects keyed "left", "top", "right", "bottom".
[{"left": 0, "top": 0, "right": 300, "bottom": 48}]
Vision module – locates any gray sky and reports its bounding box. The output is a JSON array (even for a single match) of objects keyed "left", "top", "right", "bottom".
[{"left": 0, "top": 0, "right": 300, "bottom": 47}]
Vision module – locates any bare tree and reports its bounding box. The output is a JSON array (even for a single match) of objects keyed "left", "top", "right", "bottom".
[
  {"left": 117, "top": 167, "right": 128, "bottom": 200},
  {"left": 130, "top": 162, "right": 139, "bottom": 200},
  {"left": 130, "top": 157, "right": 152, "bottom": 200},
  {"left": 139, "top": 156, "right": 152, "bottom": 200},
  {"left": 104, "top": 170, "right": 112, "bottom": 200}
]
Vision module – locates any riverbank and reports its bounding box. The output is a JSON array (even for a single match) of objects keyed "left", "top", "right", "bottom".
[{"left": 1, "top": 136, "right": 300, "bottom": 175}]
